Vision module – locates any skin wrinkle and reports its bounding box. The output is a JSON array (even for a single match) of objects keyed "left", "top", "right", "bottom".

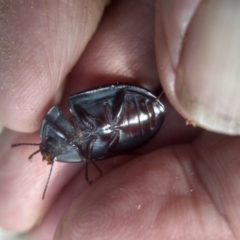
[
  {"left": 77, "top": 1, "right": 87, "bottom": 54},
  {"left": 19, "top": 55, "right": 49, "bottom": 115},
  {"left": 65, "top": 2, "right": 78, "bottom": 64},
  {"left": 17, "top": 0, "right": 97, "bottom": 105},
  {"left": 190, "top": 142, "right": 238, "bottom": 239},
  {"left": 65, "top": 0, "right": 71, "bottom": 64},
  {"left": 0, "top": 25, "right": 20, "bottom": 88},
  {"left": 210, "top": 139, "right": 240, "bottom": 236},
  {"left": 190, "top": 146, "right": 235, "bottom": 237},
  {"left": 0, "top": 3, "right": 54, "bottom": 121},
  {"left": 57, "top": 2, "right": 78, "bottom": 83},
  {"left": 158, "top": 5, "right": 176, "bottom": 75},
  {"left": 156, "top": 7, "right": 175, "bottom": 96},
  {"left": 175, "top": 1, "right": 201, "bottom": 71},
  {"left": 22, "top": 32, "right": 51, "bottom": 95},
  {"left": 43, "top": 0, "right": 61, "bottom": 90},
  {"left": 151, "top": 157, "right": 221, "bottom": 239},
  {"left": 51, "top": 2, "right": 62, "bottom": 88},
  {"left": 184, "top": 165, "right": 213, "bottom": 235}
]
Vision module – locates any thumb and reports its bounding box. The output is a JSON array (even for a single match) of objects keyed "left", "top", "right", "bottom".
[{"left": 155, "top": 0, "right": 240, "bottom": 135}]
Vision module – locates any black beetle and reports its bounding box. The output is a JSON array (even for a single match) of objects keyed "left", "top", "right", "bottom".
[{"left": 12, "top": 84, "right": 165, "bottom": 198}]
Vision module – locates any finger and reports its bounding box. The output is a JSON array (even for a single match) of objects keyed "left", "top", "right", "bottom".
[
  {"left": 54, "top": 133, "right": 240, "bottom": 239},
  {"left": 155, "top": 0, "right": 240, "bottom": 135},
  {"left": 0, "top": 128, "right": 82, "bottom": 232},
  {"left": 62, "top": 0, "right": 160, "bottom": 96},
  {"left": 193, "top": 133, "right": 240, "bottom": 238},
  {"left": 28, "top": 155, "right": 132, "bottom": 240},
  {"left": 0, "top": 0, "right": 110, "bottom": 132}
]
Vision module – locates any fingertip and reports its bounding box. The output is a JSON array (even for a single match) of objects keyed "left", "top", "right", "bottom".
[
  {"left": 0, "top": 0, "right": 109, "bottom": 133},
  {"left": 155, "top": 0, "right": 200, "bottom": 122},
  {"left": 156, "top": 0, "right": 240, "bottom": 135}
]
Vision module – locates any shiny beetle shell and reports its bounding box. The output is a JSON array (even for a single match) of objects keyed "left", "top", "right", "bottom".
[
  {"left": 12, "top": 84, "right": 165, "bottom": 198},
  {"left": 39, "top": 84, "right": 165, "bottom": 163}
]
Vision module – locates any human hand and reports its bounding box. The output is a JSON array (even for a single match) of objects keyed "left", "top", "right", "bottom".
[{"left": 0, "top": 1, "right": 240, "bottom": 239}]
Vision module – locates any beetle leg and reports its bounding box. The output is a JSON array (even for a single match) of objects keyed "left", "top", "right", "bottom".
[
  {"left": 112, "top": 89, "right": 126, "bottom": 119},
  {"left": 85, "top": 160, "right": 91, "bottom": 184},
  {"left": 73, "top": 105, "right": 96, "bottom": 131},
  {"left": 104, "top": 103, "right": 114, "bottom": 125},
  {"left": 70, "top": 116, "right": 78, "bottom": 132},
  {"left": 104, "top": 89, "right": 127, "bottom": 126},
  {"left": 84, "top": 135, "right": 103, "bottom": 183},
  {"left": 106, "top": 130, "right": 120, "bottom": 153},
  {"left": 75, "top": 136, "right": 101, "bottom": 184},
  {"left": 86, "top": 135, "right": 97, "bottom": 156},
  {"left": 84, "top": 159, "right": 103, "bottom": 184}
]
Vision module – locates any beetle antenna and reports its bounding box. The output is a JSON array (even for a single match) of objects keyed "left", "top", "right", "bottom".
[
  {"left": 11, "top": 143, "right": 41, "bottom": 162},
  {"left": 11, "top": 143, "right": 40, "bottom": 147},
  {"left": 28, "top": 149, "right": 41, "bottom": 161},
  {"left": 42, "top": 163, "right": 54, "bottom": 200},
  {"left": 158, "top": 91, "right": 164, "bottom": 100}
]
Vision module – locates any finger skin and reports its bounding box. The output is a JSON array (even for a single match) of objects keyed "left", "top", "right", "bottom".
[
  {"left": 63, "top": 0, "right": 160, "bottom": 96},
  {"left": 156, "top": 0, "right": 240, "bottom": 134},
  {"left": 0, "top": 0, "right": 110, "bottom": 132},
  {"left": 54, "top": 134, "right": 240, "bottom": 240}
]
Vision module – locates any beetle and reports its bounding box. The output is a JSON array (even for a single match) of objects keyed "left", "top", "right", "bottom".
[{"left": 12, "top": 84, "right": 165, "bottom": 199}]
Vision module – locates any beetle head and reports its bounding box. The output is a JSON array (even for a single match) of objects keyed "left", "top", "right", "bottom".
[
  {"left": 39, "top": 136, "right": 63, "bottom": 164},
  {"left": 11, "top": 135, "right": 63, "bottom": 164},
  {"left": 11, "top": 136, "right": 65, "bottom": 200}
]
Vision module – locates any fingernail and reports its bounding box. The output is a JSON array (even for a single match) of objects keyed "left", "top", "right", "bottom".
[{"left": 176, "top": 1, "right": 240, "bottom": 135}]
